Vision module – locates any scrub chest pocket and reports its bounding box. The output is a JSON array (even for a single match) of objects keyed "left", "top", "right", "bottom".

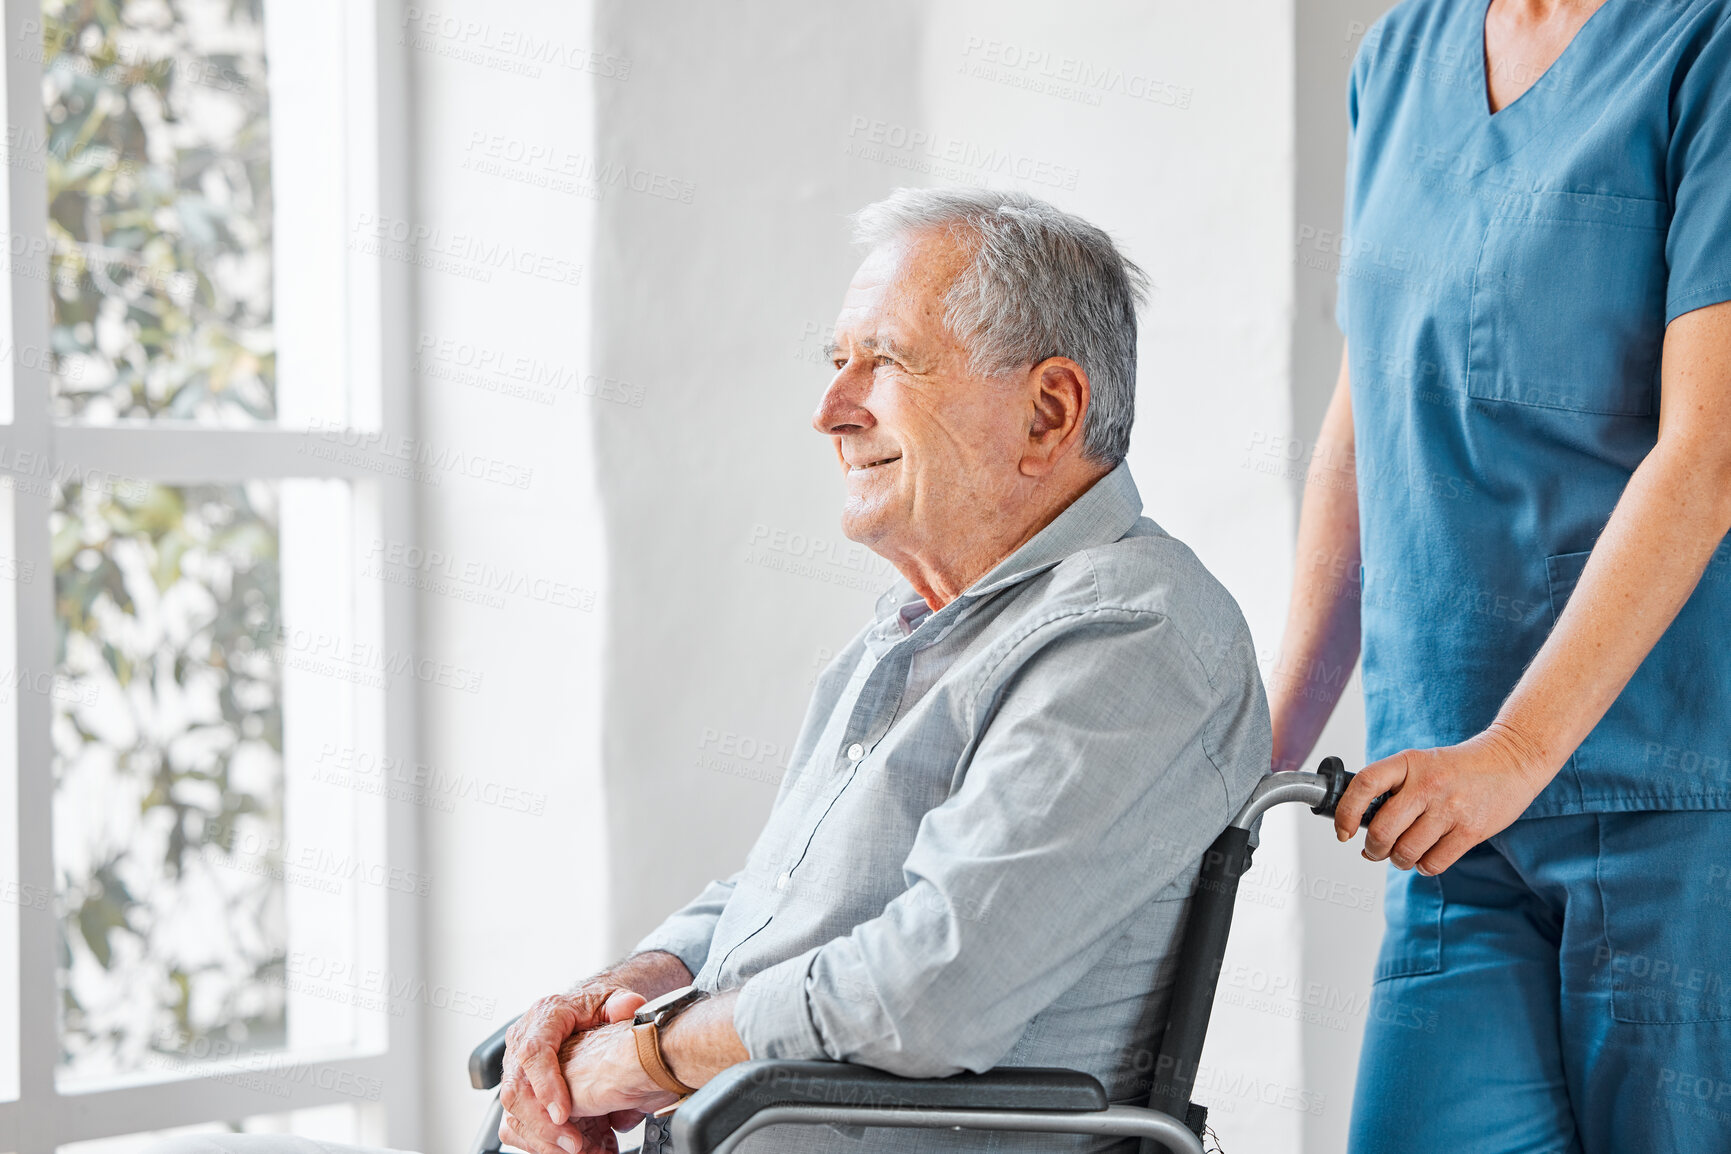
[{"left": 1467, "top": 191, "right": 1669, "bottom": 417}]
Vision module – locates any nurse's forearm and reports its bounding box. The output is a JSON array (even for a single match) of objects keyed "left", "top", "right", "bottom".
[
  {"left": 1270, "top": 346, "right": 1363, "bottom": 771},
  {"left": 1493, "top": 312, "right": 1731, "bottom": 778}
]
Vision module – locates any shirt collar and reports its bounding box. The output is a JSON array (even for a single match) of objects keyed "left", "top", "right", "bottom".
[{"left": 871, "top": 459, "right": 1144, "bottom": 630}]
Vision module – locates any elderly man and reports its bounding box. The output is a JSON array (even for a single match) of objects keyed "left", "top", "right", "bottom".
[
  {"left": 148, "top": 188, "right": 1268, "bottom": 1154},
  {"left": 500, "top": 188, "right": 1271, "bottom": 1154}
]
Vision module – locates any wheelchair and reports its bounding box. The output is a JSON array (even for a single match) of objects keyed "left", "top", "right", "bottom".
[{"left": 467, "top": 757, "right": 1383, "bottom": 1154}]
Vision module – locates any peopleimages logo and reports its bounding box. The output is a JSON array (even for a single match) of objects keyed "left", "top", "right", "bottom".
[
  {"left": 0, "top": 667, "right": 99, "bottom": 707},
  {"left": 843, "top": 116, "right": 1081, "bottom": 191},
  {"left": 462, "top": 132, "right": 696, "bottom": 204},
  {"left": 415, "top": 335, "right": 645, "bottom": 408},
  {"left": 146, "top": 1032, "right": 385, "bottom": 1103},
  {"left": 300, "top": 417, "right": 535, "bottom": 491},
  {"left": 399, "top": 8, "right": 632, "bottom": 79},
  {"left": 313, "top": 742, "right": 549, "bottom": 817},
  {"left": 279, "top": 952, "right": 498, "bottom": 1019},
  {"left": 365, "top": 535, "right": 598, "bottom": 613},
  {"left": 956, "top": 36, "right": 1194, "bottom": 110},
  {"left": 266, "top": 624, "right": 486, "bottom": 695},
  {"left": 201, "top": 817, "right": 435, "bottom": 896},
  {"left": 349, "top": 212, "right": 585, "bottom": 287}
]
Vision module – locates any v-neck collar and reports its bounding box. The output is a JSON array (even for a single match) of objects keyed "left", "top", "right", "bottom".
[
  {"left": 1459, "top": 0, "right": 1629, "bottom": 173},
  {"left": 1475, "top": 0, "right": 1615, "bottom": 121}
]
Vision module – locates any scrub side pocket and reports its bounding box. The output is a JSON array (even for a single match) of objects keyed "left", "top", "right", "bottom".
[
  {"left": 1546, "top": 546, "right": 1731, "bottom": 806},
  {"left": 1373, "top": 865, "right": 1443, "bottom": 982},
  {"left": 1466, "top": 191, "right": 1667, "bottom": 416},
  {"left": 1594, "top": 811, "right": 1731, "bottom": 1024}
]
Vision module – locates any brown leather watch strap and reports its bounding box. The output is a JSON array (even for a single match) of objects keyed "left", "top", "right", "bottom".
[{"left": 633, "top": 1020, "right": 698, "bottom": 1097}]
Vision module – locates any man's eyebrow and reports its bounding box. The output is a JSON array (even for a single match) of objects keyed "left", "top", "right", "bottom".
[
  {"left": 823, "top": 333, "right": 921, "bottom": 366},
  {"left": 855, "top": 334, "right": 917, "bottom": 362}
]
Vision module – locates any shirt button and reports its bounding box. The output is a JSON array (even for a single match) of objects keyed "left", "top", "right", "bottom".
[
  {"left": 775, "top": 872, "right": 791, "bottom": 891},
  {"left": 847, "top": 743, "right": 865, "bottom": 761}
]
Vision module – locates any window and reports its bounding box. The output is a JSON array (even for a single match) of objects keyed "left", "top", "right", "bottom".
[{"left": 0, "top": 2, "right": 418, "bottom": 1151}]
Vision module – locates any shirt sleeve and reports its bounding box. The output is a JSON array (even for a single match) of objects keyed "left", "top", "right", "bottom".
[
  {"left": 1665, "top": 11, "right": 1731, "bottom": 324},
  {"left": 732, "top": 608, "right": 1269, "bottom": 1078},
  {"left": 630, "top": 871, "right": 742, "bottom": 979}
]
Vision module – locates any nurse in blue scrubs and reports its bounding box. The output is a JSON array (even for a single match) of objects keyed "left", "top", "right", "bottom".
[{"left": 1268, "top": 0, "right": 1731, "bottom": 1149}]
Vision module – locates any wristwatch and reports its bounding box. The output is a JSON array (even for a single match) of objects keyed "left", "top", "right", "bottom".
[{"left": 632, "top": 984, "right": 709, "bottom": 1103}]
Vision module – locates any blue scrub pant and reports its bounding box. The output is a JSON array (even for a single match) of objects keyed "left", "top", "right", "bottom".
[{"left": 1347, "top": 811, "right": 1731, "bottom": 1154}]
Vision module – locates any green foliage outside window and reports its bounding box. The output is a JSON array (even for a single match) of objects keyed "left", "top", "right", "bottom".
[
  {"left": 44, "top": 0, "right": 274, "bottom": 422},
  {"left": 44, "top": 0, "right": 287, "bottom": 1078}
]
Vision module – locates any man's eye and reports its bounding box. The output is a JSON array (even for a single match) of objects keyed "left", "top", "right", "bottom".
[
  {"left": 832, "top": 359, "right": 846, "bottom": 371},
  {"left": 874, "top": 355, "right": 894, "bottom": 368}
]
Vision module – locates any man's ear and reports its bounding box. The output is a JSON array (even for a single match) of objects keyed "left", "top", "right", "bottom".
[{"left": 1021, "top": 357, "right": 1090, "bottom": 477}]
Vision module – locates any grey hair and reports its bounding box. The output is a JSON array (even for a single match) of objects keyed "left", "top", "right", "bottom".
[{"left": 851, "top": 187, "right": 1149, "bottom": 468}]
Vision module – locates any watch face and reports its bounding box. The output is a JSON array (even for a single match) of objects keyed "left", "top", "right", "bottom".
[{"left": 634, "top": 984, "right": 705, "bottom": 1026}]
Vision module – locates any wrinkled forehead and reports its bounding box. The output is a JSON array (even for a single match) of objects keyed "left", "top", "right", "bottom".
[{"left": 830, "top": 230, "right": 972, "bottom": 355}]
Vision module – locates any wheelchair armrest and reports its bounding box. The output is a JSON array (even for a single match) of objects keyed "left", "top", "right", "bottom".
[
  {"left": 669, "top": 1060, "right": 1108, "bottom": 1154},
  {"left": 468, "top": 1016, "right": 520, "bottom": 1090}
]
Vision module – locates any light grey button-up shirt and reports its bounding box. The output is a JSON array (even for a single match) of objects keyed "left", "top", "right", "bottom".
[{"left": 635, "top": 461, "right": 1270, "bottom": 1153}]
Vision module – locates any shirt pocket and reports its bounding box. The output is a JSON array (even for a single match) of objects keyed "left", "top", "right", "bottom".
[{"left": 1466, "top": 191, "right": 1668, "bottom": 417}]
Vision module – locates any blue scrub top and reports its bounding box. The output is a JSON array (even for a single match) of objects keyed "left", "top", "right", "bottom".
[{"left": 1338, "top": 0, "right": 1731, "bottom": 816}]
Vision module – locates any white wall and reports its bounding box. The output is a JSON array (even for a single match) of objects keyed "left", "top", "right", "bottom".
[
  {"left": 587, "top": 0, "right": 927, "bottom": 953},
  {"left": 406, "top": 3, "right": 1397, "bottom": 1150},
  {"left": 402, "top": 3, "right": 611, "bottom": 1149}
]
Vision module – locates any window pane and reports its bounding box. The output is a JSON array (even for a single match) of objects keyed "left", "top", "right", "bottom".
[
  {"left": 52, "top": 480, "right": 287, "bottom": 1078},
  {"left": 43, "top": 0, "right": 275, "bottom": 423},
  {"left": 50, "top": 479, "right": 380, "bottom": 1086}
]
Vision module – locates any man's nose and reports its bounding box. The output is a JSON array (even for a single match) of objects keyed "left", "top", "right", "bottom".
[{"left": 812, "top": 363, "right": 874, "bottom": 436}]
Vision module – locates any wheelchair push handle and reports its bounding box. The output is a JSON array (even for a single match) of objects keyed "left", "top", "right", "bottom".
[{"left": 1307, "top": 755, "right": 1390, "bottom": 826}]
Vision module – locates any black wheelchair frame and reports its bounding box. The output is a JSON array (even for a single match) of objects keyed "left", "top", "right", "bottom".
[{"left": 466, "top": 757, "right": 1384, "bottom": 1154}]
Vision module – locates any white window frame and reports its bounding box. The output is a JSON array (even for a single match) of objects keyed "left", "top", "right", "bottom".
[{"left": 0, "top": 1, "right": 422, "bottom": 1150}]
